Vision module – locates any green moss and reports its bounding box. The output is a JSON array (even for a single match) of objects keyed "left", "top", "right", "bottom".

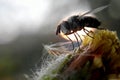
[
  {"left": 40, "top": 54, "right": 72, "bottom": 80},
  {"left": 65, "top": 61, "right": 91, "bottom": 80},
  {"left": 41, "top": 75, "right": 58, "bottom": 80},
  {"left": 40, "top": 30, "right": 120, "bottom": 80}
]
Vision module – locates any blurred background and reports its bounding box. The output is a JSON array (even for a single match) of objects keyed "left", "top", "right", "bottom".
[{"left": 0, "top": 0, "right": 120, "bottom": 80}]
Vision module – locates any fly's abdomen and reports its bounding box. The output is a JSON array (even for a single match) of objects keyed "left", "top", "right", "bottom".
[{"left": 79, "top": 16, "right": 101, "bottom": 28}]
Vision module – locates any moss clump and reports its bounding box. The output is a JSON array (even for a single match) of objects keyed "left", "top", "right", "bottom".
[{"left": 40, "top": 29, "right": 120, "bottom": 80}]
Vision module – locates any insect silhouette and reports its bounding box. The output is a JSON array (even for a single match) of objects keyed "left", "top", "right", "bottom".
[{"left": 56, "top": 5, "right": 109, "bottom": 50}]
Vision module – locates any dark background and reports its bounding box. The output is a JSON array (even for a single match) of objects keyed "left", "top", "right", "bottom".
[{"left": 0, "top": 0, "right": 120, "bottom": 80}]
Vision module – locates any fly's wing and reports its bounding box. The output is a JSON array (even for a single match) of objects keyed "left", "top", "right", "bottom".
[{"left": 80, "top": 5, "right": 109, "bottom": 17}]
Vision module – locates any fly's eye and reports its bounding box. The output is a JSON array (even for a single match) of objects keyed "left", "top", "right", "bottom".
[{"left": 61, "top": 25, "right": 69, "bottom": 34}]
